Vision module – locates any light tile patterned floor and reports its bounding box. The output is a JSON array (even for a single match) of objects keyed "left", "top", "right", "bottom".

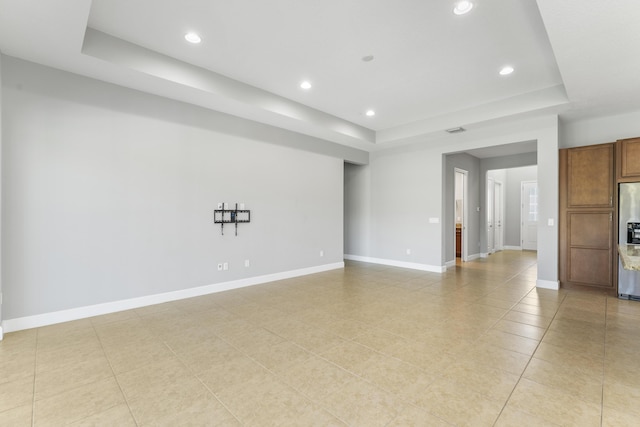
[{"left": 1, "top": 250, "right": 639, "bottom": 426}]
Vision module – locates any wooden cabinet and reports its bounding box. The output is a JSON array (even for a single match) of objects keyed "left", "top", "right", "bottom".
[
  {"left": 617, "top": 137, "right": 640, "bottom": 181},
  {"left": 559, "top": 143, "right": 616, "bottom": 291}
]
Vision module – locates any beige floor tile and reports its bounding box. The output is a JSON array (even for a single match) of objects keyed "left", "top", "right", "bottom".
[
  {"left": 542, "top": 329, "right": 605, "bottom": 356},
  {"left": 35, "top": 339, "right": 105, "bottom": 373},
  {"left": 35, "top": 355, "right": 113, "bottom": 401},
  {"left": 168, "top": 335, "right": 244, "bottom": 374},
  {"left": 116, "top": 356, "right": 192, "bottom": 400},
  {"left": 386, "top": 406, "right": 451, "bottom": 427},
  {"left": 89, "top": 309, "right": 139, "bottom": 326},
  {"left": 358, "top": 353, "right": 436, "bottom": 405},
  {"left": 103, "top": 340, "right": 176, "bottom": 375},
  {"left": 478, "top": 329, "right": 540, "bottom": 356},
  {"left": 36, "top": 328, "right": 100, "bottom": 354},
  {"left": 0, "top": 375, "right": 34, "bottom": 413},
  {"left": 0, "top": 404, "right": 33, "bottom": 427},
  {"left": 197, "top": 354, "right": 272, "bottom": 394},
  {"left": 34, "top": 376, "right": 125, "bottom": 426},
  {"left": 495, "top": 405, "right": 562, "bottom": 427},
  {"left": 533, "top": 341, "right": 604, "bottom": 376},
  {"left": 603, "top": 379, "right": 640, "bottom": 417},
  {"left": 127, "top": 378, "right": 226, "bottom": 425},
  {"left": 0, "top": 353, "right": 36, "bottom": 384},
  {"left": 492, "top": 318, "right": 547, "bottom": 340},
  {"left": 522, "top": 357, "right": 603, "bottom": 405},
  {"left": 279, "top": 356, "right": 357, "bottom": 401},
  {"left": 502, "top": 310, "right": 553, "bottom": 328},
  {"left": 352, "top": 328, "right": 406, "bottom": 352},
  {"left": 602, "top": 405, "right": 640, "bottom": 427},
  {"left": 459, "top": 343, "right": 531, "bottom": 375},
  {"left": 321, "top": 378, "right": 403, "bottom": 427},
  {"left": 249, "top": 340, "right": 314, "bottom": 373},
  {"left": 507, "top": 378, "right": 601, "bottom": 427},
  {"left": 413, "top": 377, "right": 504, "bottom": 427},
  {"left": 69, "top": 404, "right": 136, "bottom": 426},
  {"left": 440, "top": 359, "right": 520, "bottom": 402},
  {"left": 319, "top": 341, "right": 378, "bottom": 375}
]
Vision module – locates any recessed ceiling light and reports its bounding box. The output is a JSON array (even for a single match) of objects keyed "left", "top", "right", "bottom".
[
  {"left": 365, "top": 110, "right": 376, "bottom": 117},
  {"left": 300, "top": 81, "right": 312, "bottom": 90},
  {"left": 499, "top": 66, "right": 515, "bottom": 76},
  {"left": 184, "top": 32, "right": 201, "bottom": 44},
  {"left": 453, "top": 1, "right": 474, "bottom": 15}
]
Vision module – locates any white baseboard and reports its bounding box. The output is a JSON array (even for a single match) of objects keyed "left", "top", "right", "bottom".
[
  {"left": 480, "top": 252, "right": 489, "bottom": 258},
  {"left": 2, "top": 262, "right": 344, "bottom": 333},
  {"left": 504, "top": 245, "right": 523, "bottom": 250},
  {"left": 445, "top": 260, "right": 456, "bottom": 268},
  {"left": 344, "top": 254, "right": 445, "bottom": 273},
  {"left": 536, "top": 279, "right": 560, "bottom": 290},
  {"left": 467, "top": 253, "right": 481, "bottom": 261}
]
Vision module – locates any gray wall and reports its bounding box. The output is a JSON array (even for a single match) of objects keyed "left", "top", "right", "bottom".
[
  {"left": 362, "top": 115, "right": 558, "bottom": 285},
  {"left": 560, "top": 110, "right": 640, "bottom": 149},
  {"left": 344, "top": 162, "right": 371, "bottom": 256},
  {"left": 444, "top": 153, "right": 481, "bottom": 262},
  {"left": 2, "top": 57, "right": 345, "bottom": 320}
]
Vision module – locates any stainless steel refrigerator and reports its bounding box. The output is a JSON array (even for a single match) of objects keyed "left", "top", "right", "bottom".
[{"left": 619, "top": 182, "right": 640, "bottom": 299}]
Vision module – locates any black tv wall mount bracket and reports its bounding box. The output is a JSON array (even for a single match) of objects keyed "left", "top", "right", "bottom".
[{"left": 214, "top": 203, "right": 250, "bottom": 236}]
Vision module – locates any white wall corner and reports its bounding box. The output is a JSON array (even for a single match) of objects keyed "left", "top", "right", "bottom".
[
  {"left": 536, "top": 279, "right": 560, "bottom": 290},
  {"left": 445, "top": 260, "right": 456, "bottom": 269},
  {"left": 480, "top": 252, "right": 489, "bottom": 258}
]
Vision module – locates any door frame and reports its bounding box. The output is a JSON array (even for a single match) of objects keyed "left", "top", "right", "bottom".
[{"left": 454, "top": 168, "right": 469, "bottom": 261}]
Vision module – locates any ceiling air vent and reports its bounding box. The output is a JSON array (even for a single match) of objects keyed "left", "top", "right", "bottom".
[{"left": 446, "top": 127, "right": 466, "bottom": 134}]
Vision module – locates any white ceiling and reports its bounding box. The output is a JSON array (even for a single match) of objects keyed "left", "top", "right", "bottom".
[{"left": 1, "top": 0, "right": 640, "bottom": 153}]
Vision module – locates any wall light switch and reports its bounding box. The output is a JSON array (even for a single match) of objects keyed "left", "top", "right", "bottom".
[
  {"left": 224, "top": 203, "right": 229, "bottom": 209},
  {"left": 223, "top": 262, "right": 228, "bottom": 270},
  {"left": 217, "top": 203, "right": 222, "bottom": 210},
  {"left": 320, "top": 250, "right": 324, "bottom": 257},
  {"left": 240, "top": 203, "right": 245, "bottom": 210},
  {"left": 548, "top": 218, "right": 555, "bottom": 226},
  {"left": 406, "top": 249, "right": 411, "bottom": 255},
  {"left": 428, "top": 217, "right": 439, "bottom": 224}
]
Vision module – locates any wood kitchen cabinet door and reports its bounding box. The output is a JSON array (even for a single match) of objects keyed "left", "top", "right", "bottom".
[
  {"left": 559, "top": 143, "right": 616, "bottom": 292},
  {"left": 618, "top": 137, "right": 640, "bottom": 180},
  {"left": 566, "top": 211, "right": 613, "bottom": 287},
  {"left": 567, "top": 144, "right": 614, "bottom": 208}
]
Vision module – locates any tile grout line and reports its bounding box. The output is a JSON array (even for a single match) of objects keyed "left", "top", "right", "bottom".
[
  {"left": 91, "top": 318, "right": 141, "bottom": 427},
  {"left": 490, "top": 286, "right": 569, "bottom": 426}
]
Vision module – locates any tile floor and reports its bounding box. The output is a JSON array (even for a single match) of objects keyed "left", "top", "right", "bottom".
[{"left": 1, "top": 250, "right": 640, "bottom": 426}]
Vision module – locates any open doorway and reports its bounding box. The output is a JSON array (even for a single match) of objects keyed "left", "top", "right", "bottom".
[{"left": 455, "top": 168, "right": 468, "bottom": 262}]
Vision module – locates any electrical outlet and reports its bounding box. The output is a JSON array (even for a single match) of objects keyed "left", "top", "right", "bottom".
[
  {"left": 217, "top": 203, "right": 222, "bottom": 209},
  {"left": 406, "top": 249, "right": 411, "bottom": 255},
  {"left": 245, "top": 259, "right": 250, "bottom": 267},
  {"left": 217, "top": 263, "right": 223, "bottom": 271},
  {"left": 240, "top": 203, "right": 245, "bottom": 210},
  {"left": 223, "top": 262, "right": 228, "bottom": 270}
]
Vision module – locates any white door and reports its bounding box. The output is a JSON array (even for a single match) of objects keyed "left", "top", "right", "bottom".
[
  {"left": 487, "top": 177, "right": 495, "bottom": 254},
  {"left": 494, "top": 181, "right": 503, "bottom": 251},
  {"left": 521, "top": 181, "right": 538, "bottom": 250}
]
